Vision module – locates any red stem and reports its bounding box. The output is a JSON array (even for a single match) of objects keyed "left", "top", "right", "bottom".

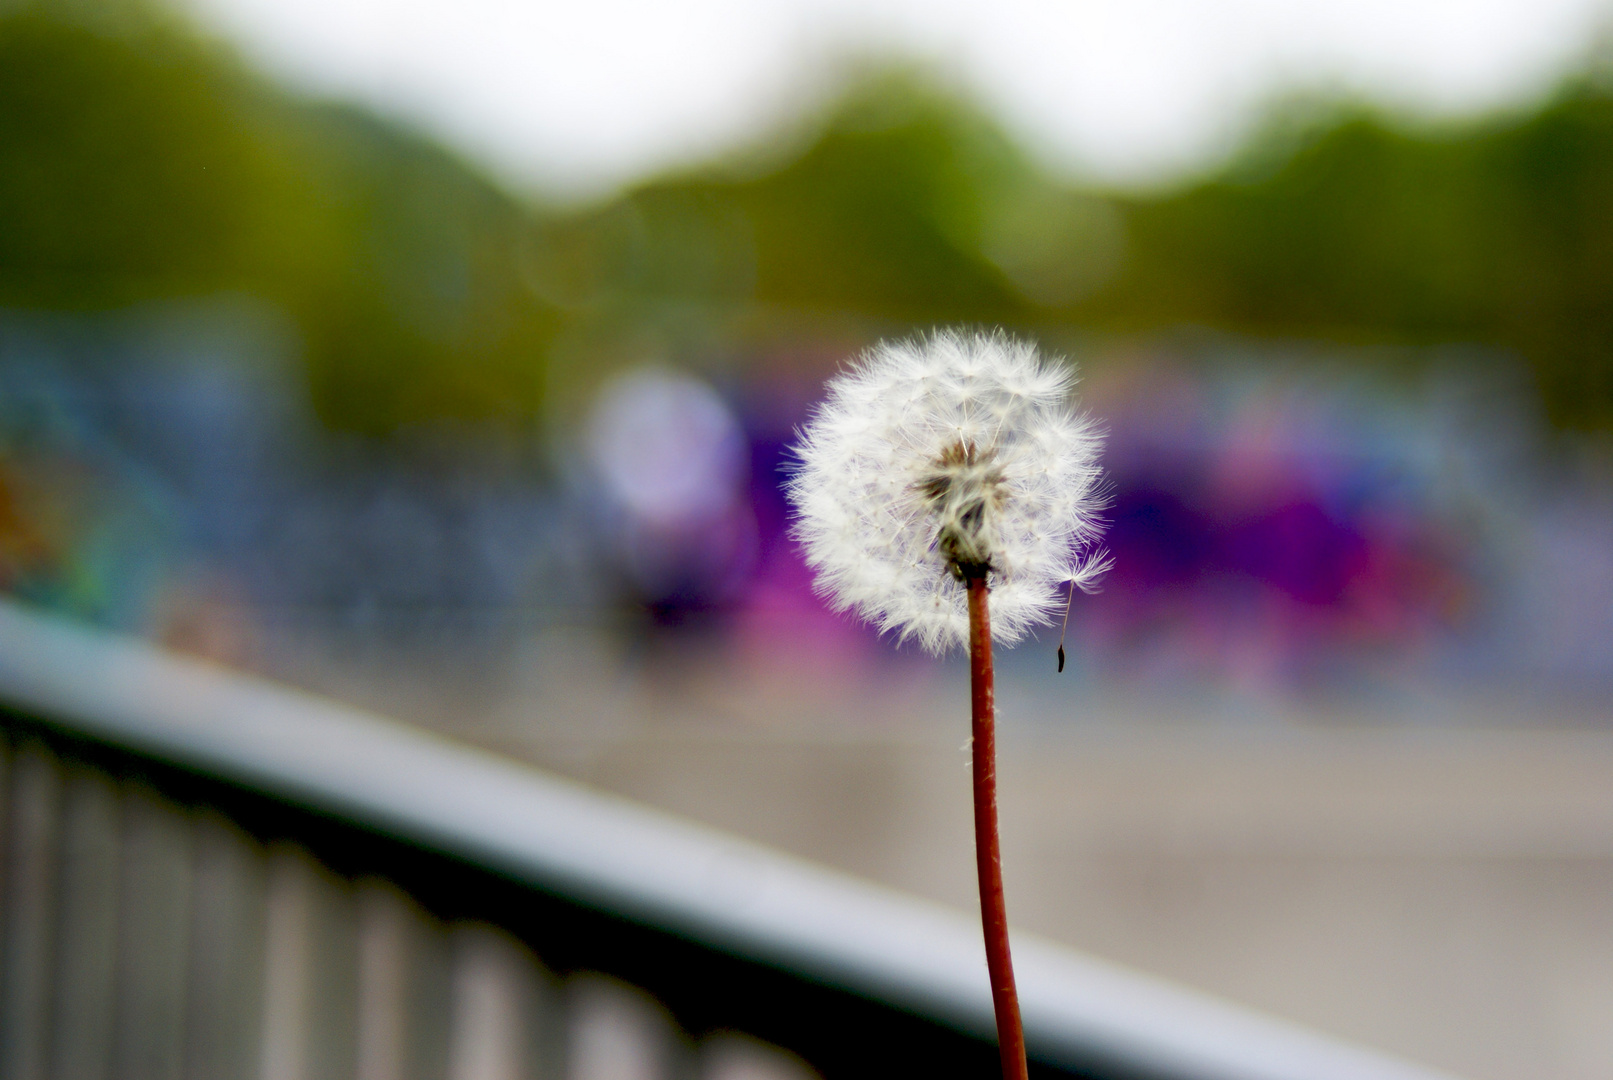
[{"left": 967, "top": 577, "right": 1029, "bottom": 1080}]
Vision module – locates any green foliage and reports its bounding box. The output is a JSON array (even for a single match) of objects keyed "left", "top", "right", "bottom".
[
  {"left": 725, "top": 72, "right": 1029, "bottom": 320},
  {"left": 1087, "top": 90, "right": 1613, "bottom": 426},
  {"left": 0, "top": 2, "right": 560, "bottom": 434},
  {"left": 565, "top": 71, "right": 1613, "bottom": 427},
  {"left": 0, "top": 6, "right": 279, "bottom": 302},
  {"left": 284, "top": 106, "right": 560, "bottom": 429},
  {"left": 533, "top": 71, "right": 1037, "bottom": 335},
  {"left": 6, "top": 0, "right": 1613, "bottom": 429}
]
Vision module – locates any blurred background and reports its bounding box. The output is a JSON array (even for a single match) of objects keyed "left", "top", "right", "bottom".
[{"left": 3, "top": 0, "right": 1613, "bottom": 1076}]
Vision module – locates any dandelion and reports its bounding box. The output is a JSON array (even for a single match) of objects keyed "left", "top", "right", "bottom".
[
  {"left": 789, "top": 329, "right": 1109, "bottom": 652},
  {"left": 788, "top": 329, "right": 1110, "bottom": 1080}
]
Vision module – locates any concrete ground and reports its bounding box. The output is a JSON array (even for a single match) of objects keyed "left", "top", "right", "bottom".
[{"left": 269, "top": 627, "right": 1613, "bottom": 1080}]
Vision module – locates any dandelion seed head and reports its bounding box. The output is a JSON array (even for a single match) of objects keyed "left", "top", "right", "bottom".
[{"left": 787, "top": 329, "right": 1109, "bottom": 654}]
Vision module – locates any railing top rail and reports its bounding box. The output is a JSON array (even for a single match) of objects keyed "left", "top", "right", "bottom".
[{"left": 0, "top": 599, "right": 1461, "bottom": 1080}]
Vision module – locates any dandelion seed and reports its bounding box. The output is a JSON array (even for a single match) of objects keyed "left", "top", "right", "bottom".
[{"left": 787, "top": 329, "right": 1109, "bottom": 655}]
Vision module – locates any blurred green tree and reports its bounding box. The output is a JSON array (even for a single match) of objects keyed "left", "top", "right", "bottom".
[
  {"left": 1085, "top": 89, "right": 1613, "bottom": 427},
  {"left": 0, "top": 0, "right": 561, "bottom": 434},
  {"left": 6, "top": 0, "right": 1613, "bottom": 430}
]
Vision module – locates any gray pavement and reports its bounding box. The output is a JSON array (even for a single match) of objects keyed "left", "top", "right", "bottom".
[{"left": 268, "top": 628, "right": 1613, "bottom": 1080}]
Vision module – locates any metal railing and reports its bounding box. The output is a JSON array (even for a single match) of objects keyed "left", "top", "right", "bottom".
[{"left": 0, "top": 600, "right": 1461, "bottom": 1080}]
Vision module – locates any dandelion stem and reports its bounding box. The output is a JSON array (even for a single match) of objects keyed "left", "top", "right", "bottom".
[{"left": 967, "top": 576, "right": 1029, "bottom": 1080}]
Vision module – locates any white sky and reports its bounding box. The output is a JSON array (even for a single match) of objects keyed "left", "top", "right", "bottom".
[{"left": 184, "top": 0, "right": 1613, "bottom": 202}]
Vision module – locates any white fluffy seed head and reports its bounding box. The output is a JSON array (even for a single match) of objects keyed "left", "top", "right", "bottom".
[{"left": 787, "top": 329, "right": 1110, "bottom": 655}]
